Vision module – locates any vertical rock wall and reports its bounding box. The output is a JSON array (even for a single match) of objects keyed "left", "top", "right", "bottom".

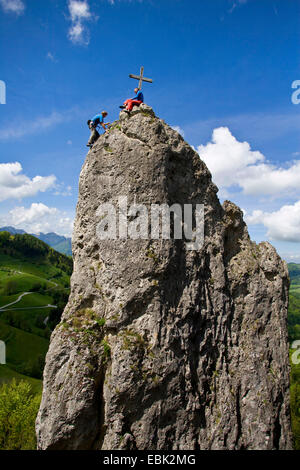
[{"left": 36, "top": 105, "right": 292, "bottom": 450}]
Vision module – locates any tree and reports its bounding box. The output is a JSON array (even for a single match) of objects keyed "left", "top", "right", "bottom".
[
  {"left": 0, "top": 231, "right": 11, "bottom": 248},
  {"left": 4, "top": 280, "right": 18, "bottom": 295},
  {"left": 0, "top": 380, "right": 41, "bottom": 450}
]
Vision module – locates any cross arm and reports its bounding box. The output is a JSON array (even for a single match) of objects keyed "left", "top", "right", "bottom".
[{"left": 129, "top": 74, "right": 153, "bottom": 83}]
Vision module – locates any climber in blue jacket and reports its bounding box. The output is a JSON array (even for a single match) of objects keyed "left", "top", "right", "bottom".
[{"left": 87, "top": 110, "right": 110, "bottom": 147}]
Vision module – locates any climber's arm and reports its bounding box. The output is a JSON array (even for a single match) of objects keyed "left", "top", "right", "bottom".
[{"left": 101, "top": 122, "right": 111, "bottom": 131}]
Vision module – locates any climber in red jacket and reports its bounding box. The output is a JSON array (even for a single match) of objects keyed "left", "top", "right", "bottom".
[{"left": 120, "top": 88, "right": 144, "bottom": 113}]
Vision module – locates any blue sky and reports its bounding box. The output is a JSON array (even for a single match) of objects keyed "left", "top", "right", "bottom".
[{"left": 0, "top": 0, "right": 299, "bottom": 262}]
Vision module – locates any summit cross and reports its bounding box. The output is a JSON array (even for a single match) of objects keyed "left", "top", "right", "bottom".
[{"left": 129, "top": 66, "right": 153, "bottom": 90}]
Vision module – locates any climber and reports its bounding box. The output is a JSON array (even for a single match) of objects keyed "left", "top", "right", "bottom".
[
  {"left": 86, "top": 111, "right": 110, "bottom": 148},
  {"left": 120, "top": 88, "right": 144, "bottom": 113}
]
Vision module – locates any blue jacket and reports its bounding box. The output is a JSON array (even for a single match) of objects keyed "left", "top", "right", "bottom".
[
  {"left": 132, "top": 90, "right": 144, "bottom": 102},
  {"left": 92, "top": 114, "right": 104, "bottom": 126}
]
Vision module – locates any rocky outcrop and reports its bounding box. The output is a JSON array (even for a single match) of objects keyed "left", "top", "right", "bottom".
[{"left": 36, "top": 104, "right": 292, "bottom": 450}]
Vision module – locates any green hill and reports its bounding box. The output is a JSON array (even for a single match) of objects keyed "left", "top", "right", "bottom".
[
  {"left": 0, "top": 226, "right": 72, "bottom": 256},
  {"left": 289, "top": 263, "right": 300, "bottom": 285},
  {"left": 288, "top": 263, "right": 300, "bottom": 450},
  {"left": 0, "top": 231, "right": 72, "bottom": 386},
  {"left": 288, "top": 263, "right": 300, "bottom": 343}
]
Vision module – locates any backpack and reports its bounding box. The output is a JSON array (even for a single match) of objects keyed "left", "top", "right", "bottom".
[{"left": 87, "top": 118, "right": 100, "bottom": 128}]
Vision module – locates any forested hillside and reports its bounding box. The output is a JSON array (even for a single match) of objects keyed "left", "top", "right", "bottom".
[
  {"left": 0, "top": 227, "right": 72, "bottom": 256},
  {"left": 288, "top": 263, "right": 300, "bottom": 450},
  {"left": 288, "top": 263, "right": 300, "bottom": 342},
  {"left": 0, "top": 231, "right": 72, "bottom": 387}
]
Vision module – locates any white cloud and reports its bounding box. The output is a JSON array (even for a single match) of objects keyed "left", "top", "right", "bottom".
[
  {"left": 0, "top": 162, "right": 56, "bottom": 202},
  {"left": 68, "top": 0, "right": 93, "bottom": 45},
  {"left": 187, "top": 111, "right": 300, "bottom": 146},
  {"left": 0, "top": 109, "right": 79, "bottom": 141},
  {"left": 46, "top": 52, "right": 57, "bottom": 62},
  {"left": 198, "top": 127, "right": 300, "bottom": 197},
  {"left": 0, "top": 203, "right": 74, "bottom": 237},
  {"left": 54, "top": 183, "right": 72, "bottom": 197},
  {"left": 69, "top": 22, "right": 85, "bottom": 43},
  {"left": 0, "top": 112, "right": 64, "bottom": 140},
  {"left": 245, "top": 201, "right": 300, "bottom": 243},
  {"left": 69, "top": 0, "right": 91, "bottom": 21},
  {"left": 198, "top": 127, "right": 264, "bottom": 185},
  {"left": 8, "top": 203, "right": 57, "bottom": 224},
  {"left": 171, "top": 125, "right": 185, "bottom": 138},
  {"left": 0, "top": 0, "right": 25, "bottom": 15},
  {"left": 285, "top": 254, "right": 300, "bottom": 262}
]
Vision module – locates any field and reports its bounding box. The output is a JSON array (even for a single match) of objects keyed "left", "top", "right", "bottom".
[
  {"left": 290, "top": 285, "right": 300, "bottom": 298},
  {"left": 0, "top": 364, "right": 42, "bottom": 395},
  {"left": 0, "top": 233, "right": 71, "bottom": 384}
]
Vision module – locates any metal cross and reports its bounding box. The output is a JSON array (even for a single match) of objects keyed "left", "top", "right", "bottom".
[{"left": 129, "top": 66, "right": 153, "bottom": 90}]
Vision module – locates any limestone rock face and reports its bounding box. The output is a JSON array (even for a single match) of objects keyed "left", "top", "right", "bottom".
[{"left": 36, "top": 104, "right": 292, "bottom": 450}]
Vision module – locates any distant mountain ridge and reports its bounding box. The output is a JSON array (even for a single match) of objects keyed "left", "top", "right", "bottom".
[{"left": 0, "top": 226, "right": 72, "bottom": 257}]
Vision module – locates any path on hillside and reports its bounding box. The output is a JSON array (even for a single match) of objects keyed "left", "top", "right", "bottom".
[
  {"left": 0, "top": 304, "right": 57, "bottom": 312},
  {"left": 0, "top": 292, "right": 33, "bottom": 311},
  {"left": 0, "top": 271, "right": 69, "bottom": 312},
  {"left": 0, "top": 288, "right": 58, "bottom": 312},
  {"left": 46, "top": 279, "right": 70, "bottom": 292}
]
